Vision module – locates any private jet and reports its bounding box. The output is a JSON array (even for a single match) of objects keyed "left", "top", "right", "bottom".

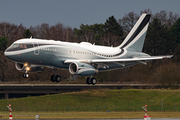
[{"left": 4, "top": 13, "right": 172, "bottom": 85}]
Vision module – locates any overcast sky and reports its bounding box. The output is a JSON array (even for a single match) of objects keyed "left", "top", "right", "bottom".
[{"left": 0, "top": 0, "right": 179, "bottom": 29}]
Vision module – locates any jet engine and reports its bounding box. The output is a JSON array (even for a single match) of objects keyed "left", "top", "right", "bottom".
[
  {"left": 69, "top": 62, "right": 98, "bottom": 76},
  {"left": 15, "top": 62, "right": 44, "bottom": 72}
]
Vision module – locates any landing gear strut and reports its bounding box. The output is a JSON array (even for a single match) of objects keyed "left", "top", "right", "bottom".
[
  {"left": 23, "top": 70, "right": 29, "bottom": 78},
  {"left": 86, "top": 76, "right": 97, "bottom": 85},
  {"left": 51, "top": 69, "right": 61, "bottom": 82}
]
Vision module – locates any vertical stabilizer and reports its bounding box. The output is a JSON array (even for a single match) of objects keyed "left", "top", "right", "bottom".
[{"left": 118, "top": 13, "right": 150, "bottom": 52}]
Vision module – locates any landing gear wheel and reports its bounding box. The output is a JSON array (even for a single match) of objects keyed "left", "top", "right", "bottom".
[
  {"left": 86, "top": 77, "right": 97, "bottom": 85},
  {"left": 91, "top": 78, "right": 97, "bottom": 85},
  {"left": 51, "top": 75, "right": 56, "bottom": 82},
  {"left": 55, "top": 75, "right": 61, "bottom": 82},
  {"left": 51, "top": 75, "right": 61, "bottom": 82},
  {"left": 86, "top": 77, "right": 91, "bottom": 84},
  {"left": 23, "top": 73, "right": 29, "bottom": 78}
]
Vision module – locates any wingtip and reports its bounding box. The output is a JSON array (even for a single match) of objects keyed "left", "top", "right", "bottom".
[{"left": 163, "top": 55, "right": 174, "bottom": 59}]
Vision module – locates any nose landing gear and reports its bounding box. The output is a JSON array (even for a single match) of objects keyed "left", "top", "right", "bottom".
[
  {"left": 23, "top": 73, "right": 29, "bottom": 78},
  {"left": 23, "top": 69, "right": 29, "bottom": 78},
  {"left": 23, "top": 64, "right": 30, "bottom": 78}
]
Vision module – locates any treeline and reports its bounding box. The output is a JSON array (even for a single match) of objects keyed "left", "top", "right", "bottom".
[{"left": 0, "top": 9, "right": 180, "bottom": 84}]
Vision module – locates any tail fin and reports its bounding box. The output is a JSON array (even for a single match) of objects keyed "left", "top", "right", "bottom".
[{"left": 118, "top": 13, "right": 150, "bottom": 52}]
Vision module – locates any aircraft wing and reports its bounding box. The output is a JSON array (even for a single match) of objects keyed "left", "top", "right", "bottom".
[{"left": 64, "top": 55, "right": 173, "bottom": 64}]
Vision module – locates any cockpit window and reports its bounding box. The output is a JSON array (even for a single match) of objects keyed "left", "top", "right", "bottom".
[
  {"left": 12, "top": 44, "right": 32, "bottom": 48},
  {"left": 6, "top": 43, "right": 33, "bottom": 52},
  {"left": 19, "top": 44, "right": 27, "bottom": 48},
  {"left": 12, "top": 44, "right": 19, "bottom": 48}
]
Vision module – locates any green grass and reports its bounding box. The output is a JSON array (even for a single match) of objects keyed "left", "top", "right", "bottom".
[{"left": 0, "top": 89, "right": 180, "bottom": 112}]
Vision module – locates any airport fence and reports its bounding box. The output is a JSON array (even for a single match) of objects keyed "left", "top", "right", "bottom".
[{"left": 1, "top": 102, "right": 180, "bottom": 112}]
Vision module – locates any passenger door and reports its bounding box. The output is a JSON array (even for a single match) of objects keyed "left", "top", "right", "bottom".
[{"left": 33, "top": 42, "right": 39, "bottom": 55}]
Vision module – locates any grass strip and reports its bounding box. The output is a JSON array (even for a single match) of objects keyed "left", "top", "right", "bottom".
[{"left": 1, "top": 89, "right": 180, "bottom": 112}]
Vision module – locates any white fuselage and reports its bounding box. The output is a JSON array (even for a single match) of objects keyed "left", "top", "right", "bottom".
[{"left": 4, "top": 38, "right": 148, "bottom": 72}]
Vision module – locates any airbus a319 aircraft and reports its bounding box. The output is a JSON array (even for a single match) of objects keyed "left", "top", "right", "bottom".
[{"left": 4, "top": 14, "right": 172, "bottom": 85}]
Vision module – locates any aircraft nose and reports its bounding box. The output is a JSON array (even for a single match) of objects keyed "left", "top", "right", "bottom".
[
  {"left": 4, "top": 48, "right": 22, "bottom": 62},
  {"left": 4, "top": 50, "right": 8, "bottom": 56},
  {"left": 4, "top": 49, "right": 10, "bottom": 59},
  {"left": 4, "top": 48, "right": 13, "bottom": 60}
]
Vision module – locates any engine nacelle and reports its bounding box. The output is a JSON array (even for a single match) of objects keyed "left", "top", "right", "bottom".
[
  {"left": 15, "top": 62, "right": 44, "bottom": 73},
  {"left": 69, "top": 62, "right": 98, "bottom": 76}
]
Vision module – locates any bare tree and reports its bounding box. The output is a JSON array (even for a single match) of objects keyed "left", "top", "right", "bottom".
[
  {"left": 0, "top": 22, "right": 25, "bottom": 45},
  {"left": 101, "top": 33, "right": 119, "bottom": 46},
  {"left": 140, "top": 9, "right": 152, "bottom": 15},
  {"left": 153, "top": 10, "right": 179, "bottom": 27},
  {"left": 30, "top": 23, "right": 73, "bottom": 42},
  {"left": 65, "top": 27, "right": 73, "bottom": 42},
  {"left": 118, "top": 12, "right": 139, "bottom": 33}
]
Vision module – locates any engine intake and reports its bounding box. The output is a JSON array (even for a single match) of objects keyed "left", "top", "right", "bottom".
[{"left": 69, "top": 62, "right": 98, "bottom": 76}]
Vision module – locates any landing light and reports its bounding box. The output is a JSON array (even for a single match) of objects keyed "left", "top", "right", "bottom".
[
  {"left": 24, "top": 63, "right": 28, "bottom": 67},
  {"left": 26, "top": 67, "right": 30, "bottom": 71}
]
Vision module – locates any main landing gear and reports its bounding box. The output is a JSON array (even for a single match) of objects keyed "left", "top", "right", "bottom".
[
  {"left": 86, "top": 76, "right": 97, "bottom": 85},
  {"left": 51, "top": 69, "right": 61, "bottom": 82}
]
